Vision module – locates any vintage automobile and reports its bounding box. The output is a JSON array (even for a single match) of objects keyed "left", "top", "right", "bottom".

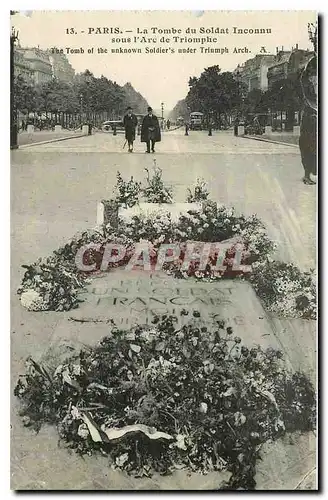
[
  {"left": 101, "top": 120, "right": 125, "bottom": 133},
  {"left": 102, "top": 115, "right": 145, "bottom": 135}
]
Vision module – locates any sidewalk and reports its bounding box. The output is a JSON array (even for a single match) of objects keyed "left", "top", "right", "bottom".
[
  {"left": 244, "top": 131, "right": 300, "bottom": 147},
  {"left": 18, "top": 129, "right": 87, "bottom": 147},
  {"left": 261, "top": 132, "right": 299, "bottom": 146}
]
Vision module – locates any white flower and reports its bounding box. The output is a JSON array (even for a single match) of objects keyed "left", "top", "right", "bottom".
[
  {"left": 234, "top": 411, "right": 246, "bottom": 426},
  {"left": 72, "top": 364, "right": 81, "bottom": 376},
  {"left": 199, "top": 402, "right": 208, "bottom": 413},
  {"left": 175, "top": 434, "right": 188, "bottom": 450},
  {"left": 20, "top": 289, "right": 46, "bottom": 311},
  {"left": 77, "top": 423, "right": 89, "bottom": 439},
  {"left": 71, "top": 405, "right": 82, "bottom": 420}
]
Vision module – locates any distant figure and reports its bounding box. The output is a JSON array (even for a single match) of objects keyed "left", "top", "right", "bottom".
[
  {"left": 167, "top": 119, "right": 171, "bottom": 130},
  {"left": 252, "top": 115, "right": 263, "bottom": 135},
  {"left": 234, "top": 117, "right": 239, "bottom": 136},
  {"left": 299, "top": 56, "right": 317, "bottom": 185},
  {"left": 123, "top": 106, "right": 138, "bottom": 152},
  {"left": 141, "top": 107, "right": 161, "bottom": 153}
]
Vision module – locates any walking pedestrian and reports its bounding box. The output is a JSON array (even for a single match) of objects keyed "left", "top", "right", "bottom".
[
  {"left": 185, "top": 122, "right": 189, "bottom": 136},
  {"left": 299, "top": 56, "right": 317, "bottom": 185},
  {"left": 141, "top": 107, "right": 161, "bottom": 153},
  {"left": 167, "top": 119, "right": 171, "bottom": 130},
  {"left": 123, "top": 106, "right": 138, "bottom": 152}
]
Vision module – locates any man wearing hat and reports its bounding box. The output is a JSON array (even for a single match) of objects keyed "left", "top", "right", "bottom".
[
  {"left": 141, "top": 106, "right": 161, "bottom": 153},
  {"left": 123, "top": 106, "right": 138, "bottom": 152},
  {"left": 299, "top": 55, "right": 317, "bottom": 185}
]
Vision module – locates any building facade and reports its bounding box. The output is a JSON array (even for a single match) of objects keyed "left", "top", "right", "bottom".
[
  {"left": 48, "top": 51, "right": 75, "bottom": 82},
  {"left": 14, "top": 46, "right": 75, "bottom": 85},
  {"left": 234, "top": 46, "right": 314, "bottom": 92},
  {"left": 13, "top": 49, "right": 34, "bottom": 84},
  {"left": 266, "top": 46, "right": 314, "bottom": 88},
  {"left": 17, "top": 47, "right": 53, "bottom": 84},
  {"left": 233, "top": 54, "right": 276, "bottom": 92}
]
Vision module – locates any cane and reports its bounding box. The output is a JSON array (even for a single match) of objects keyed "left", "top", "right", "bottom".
[{"left": 123, "top": 140, "right": 127, "bottom": 149}]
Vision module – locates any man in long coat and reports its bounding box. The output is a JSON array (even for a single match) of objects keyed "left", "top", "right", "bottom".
[
  {"left": 123, "top": 106, "right": 138, "bottom": 152},
  {"left": 299, "top": 56, "right": 317, "bottom": 185},
  {"left": 141, "top": 107, "right": 161, "bottom": 153}
]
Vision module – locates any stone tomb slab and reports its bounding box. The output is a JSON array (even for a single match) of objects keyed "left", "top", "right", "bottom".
[
  {"left": 118, "top": 202, "right": 203, "bottom": 223},
  {"left": 48, "top": 270, "right": 283, "bottom": 354}
]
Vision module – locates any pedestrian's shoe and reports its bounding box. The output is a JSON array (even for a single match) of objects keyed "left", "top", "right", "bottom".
[
  {"left": 152, "top": 149, "right": 155, "bottom": 153},
  {"left": 146, "top": 150, "right": 150, "bottom": 153},
  {"left": 303, "top": 176, "right": 316, "bottom": 185}
]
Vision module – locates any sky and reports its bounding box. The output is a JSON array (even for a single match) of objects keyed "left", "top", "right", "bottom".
[{"left": 12, "top": 10, "right": 316, "bottom": 111}]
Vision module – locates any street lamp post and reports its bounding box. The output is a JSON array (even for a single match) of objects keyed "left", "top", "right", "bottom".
[
  {"left": 234, "top": 67, "right": 242, "bottom": 136},
  {"left": 161, "top": 102, "right": 164, "bottom": 130},
  {"left": 80, "top": 93, "right": 83, "bottom": 129},
  {"left": 208, "top": 111, "right": 213, "bottom": 136},
  {"left": 10, "top": 27, "right": 19, "bottom": 149},
  {"left": 85, "top": 75, "right": 92, "bottom": 135}
]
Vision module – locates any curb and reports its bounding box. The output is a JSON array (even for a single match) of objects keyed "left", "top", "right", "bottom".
[
  {"left": 241, "top": 135, "right": 299, "bottom": 148},
  {"left": 165, "top": 126, "right": 183, "bottom": 132},
  {"left": 18, "top": 133, "right": 88, "bottom": 149}
]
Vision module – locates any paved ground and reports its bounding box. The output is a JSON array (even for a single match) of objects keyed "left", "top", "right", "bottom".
[
  {"left": 261, "top": 134, "right": 299, "bottom": 145},
  {"left": 18, "top": 129, "right": 86, "bottom": 146},
  {"left": 11, "top": 129, "right": 317, "bottom": 490},
  {"left": 246, "top": 128, "right": 300, "bottom": 146},
  {"left": 13, "top": 129, "right": 315, "bottom": 268}
]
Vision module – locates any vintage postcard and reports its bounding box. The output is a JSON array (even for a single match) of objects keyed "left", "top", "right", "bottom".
[{"left": 10, "top": 10, "right": 317, "bottom": 491}]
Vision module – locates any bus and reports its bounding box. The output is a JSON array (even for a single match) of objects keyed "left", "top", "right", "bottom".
[{"left": 190, "top": 111, "right": 204, "bottom": 130}]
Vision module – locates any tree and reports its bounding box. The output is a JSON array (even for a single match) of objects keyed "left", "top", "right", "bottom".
[
  {"left": 169, "top": 98, "right": 190, "bottom": 121},
  {"left": 186, "top": 66, "right": 242, "bottom": 125},
  {"left": 243, "top": 89, "right": 269, "bottom": 115},
  {"left": 13, "top": 66, "right": 149, "bottom": 125},
  {"left": 264, "top": 77, "right": 302, "bottom": 130},
  {"left": 265, "top": 78, "right": 301, "bottom": 112},
  {"left": 13, "top": 75, "right": 37, "bottom": 114}
]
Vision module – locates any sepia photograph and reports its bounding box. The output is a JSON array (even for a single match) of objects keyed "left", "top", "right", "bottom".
[{"left": 10, "top": 9, "right": 317, "bottom": 491}]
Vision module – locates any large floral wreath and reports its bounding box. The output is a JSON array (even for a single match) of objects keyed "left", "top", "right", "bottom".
[{"left": 17, "top": 170, "right": 316, "bottom": 320}]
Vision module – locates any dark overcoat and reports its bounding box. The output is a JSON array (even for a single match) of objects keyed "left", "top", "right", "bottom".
[
  {"left": 299, "top": 56, "right": 317, "bottom": 176},
  {"left": 141, "top": 114, "right": 161, "bottom": 143},
  {"left": 299, "top": 106, "right": 317, "bottom": 176},
  {"left": 123, "top": 113, "right": 138, "bottom": 142}
]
